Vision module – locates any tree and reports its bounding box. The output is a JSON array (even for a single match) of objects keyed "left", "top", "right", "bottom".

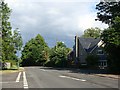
[
  {"left": 96, "top": 1, "right": 120, "bottom": 25},
  {"left": 0, "top": 1, "right": 23, "bottom": 69},
  {"left": 45, "top": 42, "right": 71, "bottom": 67},
  {"left": 96, "top": 1, "right": 120, "bottom": 73},
  {"left": 21, "top": 34, "right": 49, "bottom": 66},
  {"left": 1, "top": 1, "right": 16, "bottom": 61},
  {"left": 13, "top": 29, "right": 23, "bottom": 52},
  {"left": 82, "top": 27, "right": 102, "bottom": 38}
]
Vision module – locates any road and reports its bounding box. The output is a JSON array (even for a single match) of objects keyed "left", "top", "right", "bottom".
[{"left": 1, "top": 66, "right": 119, "bottom": 89}]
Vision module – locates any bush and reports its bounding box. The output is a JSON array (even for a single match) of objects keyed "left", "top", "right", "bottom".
[
  {"left": 44, "top": 60, "right": 53, "bottom": 67},
  {"left": 107, "top": 56, "right": 120, "bottom": 74},
  {"left": 86, "top": 55, "right": 99, "bottom": 68}
]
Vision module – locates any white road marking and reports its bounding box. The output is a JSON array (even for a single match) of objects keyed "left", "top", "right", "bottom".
[
  {"left": 23, "top": 71, "right": 28, "bottom": 89},
  {"left": 40, "top": 69, "right": 47, "bottom": 71},
  {"left": 16, "top": 72, "right": 22, "bottom": 82},
  {"left": 40, "top": 69, "right": 50, "bottom": 72},
  {"left": 59, "top": 75, "right": 86, "bottom": 82},
  {"left": 0, "top": 81, "right": 17, "bottom": 83},
  {"left": 0, "top": 82, "right": 11, "bottom": 83}
]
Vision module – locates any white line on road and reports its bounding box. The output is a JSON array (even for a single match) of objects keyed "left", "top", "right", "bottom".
[
  {"left": 40, "top": 69, "right": 47, "bottom": 71},
  {"left": 40, "top": 69, "right": 51, "bottom": 72},
  {"left": 0, "top": 82, "right": 15, "bottom": 83},
  {"left": 16, "top": 72, "right": 22, "bottom": 82},
  {"left": 59, "top": 75, "right": 86, "bottom": 82},
  {"left": 23, "top": 71, "right": 28, "bottom": 89}
]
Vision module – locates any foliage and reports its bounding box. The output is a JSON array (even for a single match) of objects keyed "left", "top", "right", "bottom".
[
  {"left": 82, "top": 27, "right": 102, "bottom": 38},
  {"left": 21, "top": 34, "right": 49, "bottom": 66},
  {"left": 1, "top": 1, "right": 23, "bottom": 63},
  {"left": 101, "top": 27, "right": 120, "bottom": 46},
  {"left": 1, "top": 1, "right": 14, "bottom": 61},
  {"left": 45, "top": 42, "right": 71, "bottom": 67},
  {"left": 86, "top": 55, "right": 99, "bottom": 67},
  {"left": 96, "top": 1, "right": 120, "bottom": 73},
  {"left": 13, "top": 29, "right": 23, "bottom": 51},
  {"left": 96, "top": 1, "right": 120, "bottom": 25}
]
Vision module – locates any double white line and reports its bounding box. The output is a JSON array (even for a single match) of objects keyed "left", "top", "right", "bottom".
[
  {"left": 16, "top": 72, "right": 21, "bottom": 82},
  {"left": 16, "top": 71, "right": 28, "bottom": 89}
]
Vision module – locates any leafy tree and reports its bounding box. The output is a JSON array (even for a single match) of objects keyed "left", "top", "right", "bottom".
[
  {"left": 0, "top": 1, "right": 23, "bottom": 69},
  {"left": 13, "top": 29, "right": 23, "bottom": 52},
  {"left": 1, "top": 1, "right": 20, "bottom": 62},
  {"left": 96, "top": 1, "right": 120, "bottom": 73},
  {"left": 82, "top": 27, "right": 102, "bottom": 38},
  {"left": 96, "top": 1, "right": 120, "bottom": 25},
  {"left": 55, "top": 42, "right": 66, "bottom": 48},
  {"left": 21, "top": 34, "right": 49, "bottom": 66},
  {"left": 45, "top": 42, "right": 71, "bottom": 67},
  {"left": 1, "top": 1, "right": 13, "bottom": 61},
  {"left": 42, "top": 47, "right": 50, "bottom": 62}
]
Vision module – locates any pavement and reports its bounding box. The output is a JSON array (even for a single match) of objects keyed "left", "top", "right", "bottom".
[
  {"left": 1, "top": 66, "right": 119, "bottom": 89},
  {"left": 94, "top": 74, "right": 119, "bottom": 79}
]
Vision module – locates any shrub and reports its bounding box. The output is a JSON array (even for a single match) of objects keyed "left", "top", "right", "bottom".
[
  {"left": 86, "top": 55, "right": 99, "bottom": 67},
  {"left": 44, "top": 60, "right": 53, "bottom": 67}
]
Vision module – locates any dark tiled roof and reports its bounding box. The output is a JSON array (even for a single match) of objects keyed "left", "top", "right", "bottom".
[{"left": 78, "top": 37, "right": 100, "bottom": 52}]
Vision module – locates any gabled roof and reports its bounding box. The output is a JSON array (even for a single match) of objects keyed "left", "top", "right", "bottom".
[{"left": 78, "top": 37, "right": 100, "bottom": 53}]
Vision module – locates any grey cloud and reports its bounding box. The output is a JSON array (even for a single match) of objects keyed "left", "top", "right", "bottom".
[{"left": 6, "top": 0, "right": 107, "bottom": 48}]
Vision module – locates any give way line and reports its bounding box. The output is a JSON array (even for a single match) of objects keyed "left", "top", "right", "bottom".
[{"left": 16, "top": 71, "right": 28, "bottom": 89}]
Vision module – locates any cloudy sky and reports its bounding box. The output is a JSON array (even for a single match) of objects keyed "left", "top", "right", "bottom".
[{"left": 5, "top": 0, "right": 108, "bottom": 48}]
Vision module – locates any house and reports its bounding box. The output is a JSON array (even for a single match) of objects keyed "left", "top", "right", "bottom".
[{"left": 68, "top": 35, "right": 107, "bottom": 69}]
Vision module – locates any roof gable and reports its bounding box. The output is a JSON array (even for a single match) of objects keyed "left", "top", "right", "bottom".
[{"left": 78, "top": 37, "right": 100, "bottom": 52}]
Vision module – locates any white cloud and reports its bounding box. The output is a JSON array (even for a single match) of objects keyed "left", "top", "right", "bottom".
[
  {"left": 5, "top": 0, "right": 99, "bottom": 3},
  {"left": 77, "top": 13, "right": 108, "bottom": 31},
  {"left": 47, "top": 8, "right": 61, "bottom": 15},
  {"left": 20, "top": 16, "right": 38, "bottom": 26},
  {"left": 5, "top": 0, "right": 108, "bottom": 48}
]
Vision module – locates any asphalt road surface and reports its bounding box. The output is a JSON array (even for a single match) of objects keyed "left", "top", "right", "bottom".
[{"left": 1, "top": 66, "right": 119, "bottom": 89}]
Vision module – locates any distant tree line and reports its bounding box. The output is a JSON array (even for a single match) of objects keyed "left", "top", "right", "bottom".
[{"left": 21, "top": 34, "right": 71, "bottom": 67}]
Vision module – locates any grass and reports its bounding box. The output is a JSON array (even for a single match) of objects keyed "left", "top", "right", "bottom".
[{"left": 0, "top": 67, "right": 24, "bottom": 74}]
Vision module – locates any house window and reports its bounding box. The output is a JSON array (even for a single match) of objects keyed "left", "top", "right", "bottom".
[
  {"left": 99, "top": 61, "right": 107, "bottom": 69},
  {"left": 97, "top": 50, "right": 104, "bottom": 55}
]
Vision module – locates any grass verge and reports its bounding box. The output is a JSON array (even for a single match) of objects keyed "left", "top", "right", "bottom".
[{"left": 0, "top": 67, "right": 24, "bottom": 74}]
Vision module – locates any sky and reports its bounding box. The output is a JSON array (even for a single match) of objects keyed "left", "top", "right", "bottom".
[{"left": 5, "top": 0, "right": 108, "bottom": 48}]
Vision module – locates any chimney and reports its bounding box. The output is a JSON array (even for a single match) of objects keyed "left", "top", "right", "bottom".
[{"left": 75, "top": 35, "right": 79, "bottom": 58}]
